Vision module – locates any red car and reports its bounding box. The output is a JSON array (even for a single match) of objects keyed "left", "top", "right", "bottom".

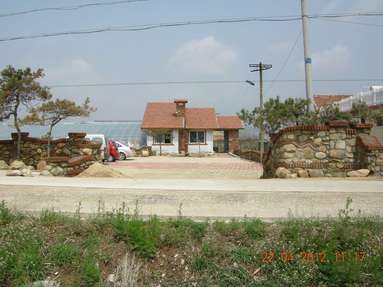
[{"left": 108, "top": 140, "right": 119, "bottom": 161}]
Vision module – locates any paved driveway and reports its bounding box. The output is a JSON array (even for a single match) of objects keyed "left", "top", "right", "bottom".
[{"left": 110, "top": 154, "right": 263, "bottom": 179}]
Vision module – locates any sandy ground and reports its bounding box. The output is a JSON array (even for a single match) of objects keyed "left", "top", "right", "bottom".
[
  {"left": 1, "top": 155, "right": 382, "bottom": 220},
  {"left": 0, "top": 175, "right": 382, "bottom": 220},
  {"left": 108, "top": 155, "right": 264, "bottom": 179}
]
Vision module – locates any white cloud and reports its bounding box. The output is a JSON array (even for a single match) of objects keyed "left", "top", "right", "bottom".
[
  {"left": 43, "top": 59, "right": 100, "bottom": 84},
  {"left": 312, "top": 45, "right": 352, "bottom": 73},
  {"left": 170, "top": 36, "right": 237, "bottom": 75}
]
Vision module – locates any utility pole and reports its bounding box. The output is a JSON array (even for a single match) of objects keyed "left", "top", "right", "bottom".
[
  {"left": 249, "top": 62, "right": 272, "bottom": 163},
  {"left": 301, "top": 0, "right": 314, "bottom": 111}
]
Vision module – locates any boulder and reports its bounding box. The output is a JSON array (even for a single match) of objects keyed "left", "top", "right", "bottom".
[
  {"left": 281, "top": 152, "right": 295, "bottom": 159},
  {"left": 347, "top": 169, "right": 370, "bottom": 177},
  {"left": 297, "top": 169, "right": 309, "bottom": 178},
  {"left": 313, "top": 138, "right": 322, "bottom": 145},
  {"left": 10, "top": 160, "right": 26, "bottom": 170},
  {"left": 36, "top": 160, "right": 47, "bottom": 171},
  {"left": 6, "top": 170, "right": 22, "bottom": 176},
  {"left": 308, "top": 169, "right": 324, "bottom": 177},
  {"left": 275, "top": 167, "right": 291, "bottom": 178},
  {"left": 50, "top": 166, "right": 65, "bottom": 176},
  {"left": 0, "top": 160, "right": 9, "bottom": 170},
  {"left": 303, "top": 147, "right": 315, "bottom": 159},
  {"left": 81, "top": 148, "right": 93, "bottom": 156},
  {"left": 40, "top": 170, "right": 52, "bottom": 176},
  {"left": 329, "top": 150, "right": 345, "bottom": 159},
  {"left": 282, "top": 144, "right": 296, "bottom": 152},
  {"left": 335, "top": 140, "right": 346, "bottom": 149},
  {"left": 315, "top": 152, "right": 327, "bottom": 160},
  {"left": 20, "top": 168, "right": 32, "bottom": 177}
]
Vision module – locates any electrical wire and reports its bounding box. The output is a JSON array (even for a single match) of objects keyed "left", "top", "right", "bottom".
[
  {"left": 314, "top": 17, "right": 383, "bottom": 27},
  {"left": 266, "top": 31, "right": 302, "bottom": 97},
  {"left": 1, "top": 12, "right": 383, "bottom": 42},
  {"left": 44, "top": 79, "right": 383, "bottom": 89},
  {"left": 0, "top": 0, "right": 149, "bottom": 18}
]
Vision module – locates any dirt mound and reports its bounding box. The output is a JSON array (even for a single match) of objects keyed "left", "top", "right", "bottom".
[{"left": 78, "top": 162, "right": 126, "bottom": 178}]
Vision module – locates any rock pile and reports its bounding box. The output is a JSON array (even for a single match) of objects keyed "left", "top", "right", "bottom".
[{"left": 4, "top": 160, "right": 41, "bottom": 177}]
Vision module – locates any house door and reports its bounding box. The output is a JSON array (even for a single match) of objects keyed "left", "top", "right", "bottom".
[{"left": 223, "top": 130, "right": 229, "bottom": 153}]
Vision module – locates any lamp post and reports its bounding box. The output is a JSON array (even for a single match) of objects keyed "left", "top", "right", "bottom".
[{"left": 248, "top": 62, "right": 272, "bottom": 163}]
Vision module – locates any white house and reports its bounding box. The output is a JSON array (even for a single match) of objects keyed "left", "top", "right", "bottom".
[{"left": 141, "top": 99, "right": 242, "bottom": 155}]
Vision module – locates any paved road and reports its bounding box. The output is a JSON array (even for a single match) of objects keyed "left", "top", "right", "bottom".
[{"left": 1, "top": 175, "right": 383, "bottom": 220}]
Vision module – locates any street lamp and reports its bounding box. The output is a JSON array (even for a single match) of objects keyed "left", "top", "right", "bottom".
[{"left": 248, "top": 62, "right": 272, "bottom": 163}]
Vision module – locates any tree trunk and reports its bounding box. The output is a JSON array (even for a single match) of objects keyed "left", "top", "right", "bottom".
[
  {"left": 47, "top": 125, "right": 53, "bottom": 158},
  {"left": 13, "top": 111, "right": 21, "bottom": 160}
]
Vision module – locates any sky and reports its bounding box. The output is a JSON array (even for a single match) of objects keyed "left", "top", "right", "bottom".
[{"left": 1, "top": 0, "right": 383, "bottom": 121}]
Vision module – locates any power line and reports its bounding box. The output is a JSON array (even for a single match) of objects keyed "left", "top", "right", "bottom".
[
  {"left": 1, "top": 12, "right": 383, "bottom": 42},
  {"left": 314, "top": 18, "right": 383, "bottom": 27},
  {"left": 44, "top": 79, "right": 383, "bottom": 88},
  {"left": 0, "top": 0, "right": 148, "bottom": 18},
  {"left": 267, "top": 31, "right": 302, "bottom": 97}
]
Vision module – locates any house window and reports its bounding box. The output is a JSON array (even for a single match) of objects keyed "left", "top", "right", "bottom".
[
  {"left": 189, "top": 131, "right": 205, "bottom": 144},
  {"left": 153, "top": 132, "right": 172, "bottom": 144}
]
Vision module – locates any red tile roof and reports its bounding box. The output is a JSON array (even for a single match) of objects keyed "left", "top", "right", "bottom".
[
  {"left": 314, "top": 95, "right": 351, "bottom": 108},
  {"left": 141, "top": 103, "right": 183, "bottom": 129},
  {"left": 141, "top": 101, "right": 242, "bottom": 130},
  {"left": 217, "top": 116, "right": 243, "bottom": 129},
  {"left": 185, "top": 108, "right": 218, "bottom": 129}
]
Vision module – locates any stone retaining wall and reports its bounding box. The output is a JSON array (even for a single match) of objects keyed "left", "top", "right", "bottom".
[
  {"left": 0, "top": 132, "right": 101, "bottom": 176},
  {"left": 264, "top": 121, "right": 383, "bottom": 178}
]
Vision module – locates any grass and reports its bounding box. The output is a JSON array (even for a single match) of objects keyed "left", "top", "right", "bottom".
[{"left": 0, "top": 199, "right": 382, "bottom": 286}]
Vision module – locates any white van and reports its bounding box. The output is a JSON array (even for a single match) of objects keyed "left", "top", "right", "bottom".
[{"left": 85, "top": 134, "right": 109, "bottom": 161}]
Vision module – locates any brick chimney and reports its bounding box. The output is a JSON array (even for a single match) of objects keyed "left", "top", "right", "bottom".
[{"left": 174, "top": 99, "right": 188, "bottom": 117}]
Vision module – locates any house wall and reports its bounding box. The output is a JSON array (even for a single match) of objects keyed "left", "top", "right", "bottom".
[
  {"left": 147, "top": 129, "right": 179, "bottom": 154},
  {"left": 188, "top": 130, "right": 214, "bottom": 154}
]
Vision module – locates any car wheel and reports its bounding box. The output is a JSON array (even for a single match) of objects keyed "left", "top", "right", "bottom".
[{"left": 119, "top": 152, "right": 126, "bottom": 160}]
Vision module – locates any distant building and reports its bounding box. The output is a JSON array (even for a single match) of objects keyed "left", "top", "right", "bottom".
[
  {"left": 141, "top": 99, "right": 243, "bottom": 154},
  {"left": 337, "top": 86, "right": 383, "bottom": 112},
  {"left": 313, "top": 94, "right": 352, "bottom": 110}
]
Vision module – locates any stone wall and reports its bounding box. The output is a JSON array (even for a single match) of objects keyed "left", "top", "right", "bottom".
[
  {"left": 0, "top": 132, "right": 101, "bottom": 176},
  {"left": 356, "top": 134, "right": 383, "bottom": 175},
  {"left": 264, "top": 121, "right": 383, "bottom": 178}
]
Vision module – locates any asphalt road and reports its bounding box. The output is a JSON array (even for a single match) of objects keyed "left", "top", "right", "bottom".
[{"left": 1, "top": 175, "right": 383, "bottom": 220}]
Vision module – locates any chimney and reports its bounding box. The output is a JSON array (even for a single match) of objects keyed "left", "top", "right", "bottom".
[{"left": 174, "top": 99, "right": 188, "bottom": 117}]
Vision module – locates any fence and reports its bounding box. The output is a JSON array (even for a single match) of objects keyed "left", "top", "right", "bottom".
[{"left": 338, "top": 88, "right": 383, "bottom": 112}]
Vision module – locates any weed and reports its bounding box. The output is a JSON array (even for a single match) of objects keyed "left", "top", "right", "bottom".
[
  {"left": 0, "top": 201, "right": 17, "bottom": 225},
  {"left": 49, "top": 243, "right": 81, "bottom": 267},
  {"left": 230, "top": 246, "right": 255, "bottom": 264},
  {"left": 80, "top": 257, "right": 101, "bottom": 287},
  {"left": 212, "top": 220, "right": 241, "bottom": 237},
  {"left": 243, "top": 218, "right": 266, "bottom": 240}
]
